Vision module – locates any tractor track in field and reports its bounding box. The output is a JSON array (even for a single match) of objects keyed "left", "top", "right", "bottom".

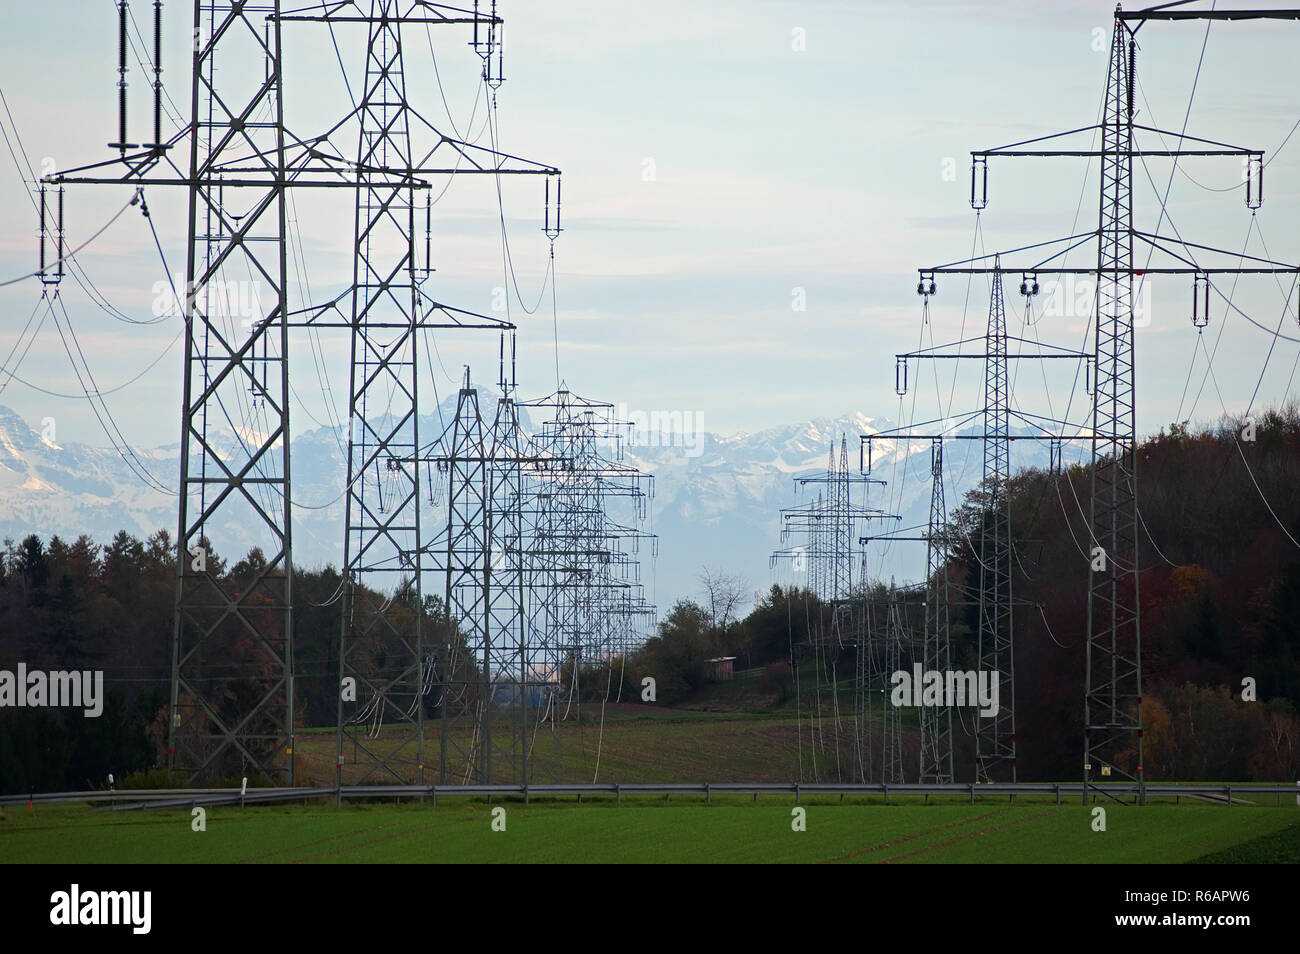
[
  {"left": 237, "top": 818, "right": 415, "bottom": 863},
  {"left": 280, "top": 815, "right": 478, "bottom": 863},
  {"left": 823, "top": 809, "right": 1010, "bottom": 863},
  {"left": 877, "top": 807, "right": 1066, "bottom": 863}
]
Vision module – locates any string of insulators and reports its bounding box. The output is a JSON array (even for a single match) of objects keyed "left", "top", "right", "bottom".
[
  {"left": 37, "top": 187, "right": 66, "bottom": 286},
  {"left": 38, "top": 187, "right": 45, "bottom": 278},
  {"left": 1126, "top": 38, "right": 1136, "bottom": 121},
  {"left": 1245, "top": 154, "right": 1263, "bottom": 210},
  {"left": 970, "top": 155, "right": 988, "bottom": 211},
  {"left": 151, "top": 1, "right": 163, "bottom": 149},
  {"left": 474, "top": 0, "right": 505, "bottom": 88},
  {"left": 423, "top": 194, "right": 432, "bottom": 277},
  {"left": 543, "top": 174, "right": 562, "bottom": 240},
  {"left": 497, "top": 332, "right": 506, "bottom": 391},
  {"left": 1191, "top": 273, "right": 1210, "bottom": 330},
  {"left": 110, "top": 1, "right": 135, "bottom": 153},
  {"left": 489, "top": 9, "right": 504, "bottom": 89}
]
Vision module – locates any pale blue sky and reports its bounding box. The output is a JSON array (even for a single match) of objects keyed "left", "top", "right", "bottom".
[{"left": 3, "top": 0, "right": 1300, "bottom": 458}]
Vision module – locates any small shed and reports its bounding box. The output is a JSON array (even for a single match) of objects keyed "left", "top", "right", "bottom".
[{"left": 705, "top": 656, "right": 737, "bottom": 682}]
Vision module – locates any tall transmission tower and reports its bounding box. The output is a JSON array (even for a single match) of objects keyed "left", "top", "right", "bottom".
[
  {"left": 1087, "top": 12, "right": 1142, "bottom": 805},
  {"left": 268, "top": 2, "right": 557, "bottom": 788},
  {"left": 917, "top": 2, "right": 1300, "bottom": 800},
  {"left": 336, "top": 3, "right": 433, "bottom": 788},
  {"left": 974, "top": 266, "right": 1015, "bottom": 783},
  {"left": 50, "top": 2, "right": 307, "bottom": 782},
  {"left": 851, "top": 439, "right": 954, "bottom": 783}
]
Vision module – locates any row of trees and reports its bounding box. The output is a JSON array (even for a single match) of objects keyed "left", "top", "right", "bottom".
[{"left": 0, "top": 531, "right": 470, "bottom": 791}]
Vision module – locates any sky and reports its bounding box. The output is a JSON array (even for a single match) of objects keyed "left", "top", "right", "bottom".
[{"left": 3, "top": 0, "right": 1300, "bottom": 459}]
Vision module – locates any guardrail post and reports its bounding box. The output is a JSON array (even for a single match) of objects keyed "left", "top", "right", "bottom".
[
  {"left": 969, "top": 783, "right": 975, "bottom": 805},
  {"left": 795, "top": 783, "right": 801, "bottom": 805},
  {"left": 616, "top": 784, "right": 621, "bottom": 805},
  {"left": 705, "top": 783, "right": 711, "bottom": 805}
]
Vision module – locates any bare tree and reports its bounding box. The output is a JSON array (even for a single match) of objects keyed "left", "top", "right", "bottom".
[{"left": 699, "top": 566, "right": 749, "bottom": 634}]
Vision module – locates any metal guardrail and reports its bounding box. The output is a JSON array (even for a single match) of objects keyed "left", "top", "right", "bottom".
[{"left": 2, "top": 781, "right": 1297, "bottom": 810}]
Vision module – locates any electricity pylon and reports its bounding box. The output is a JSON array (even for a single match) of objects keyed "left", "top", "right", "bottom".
[
  {"left": 272, "top": 3, "right": 557, "bottom": 788},
  {"left": 920, "top": 440, "right": 954, "bottom": 784},
  {"left": 51, "top": 2, "right": 309, "bottom": 782}
]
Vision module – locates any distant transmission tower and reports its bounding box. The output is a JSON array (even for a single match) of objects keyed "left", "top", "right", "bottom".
[
  {"left": 773, "top": 436, "right": 891, "bottom": 782},
  {"left": 920, "top": 440, "right": 953, "bottom": 784}
]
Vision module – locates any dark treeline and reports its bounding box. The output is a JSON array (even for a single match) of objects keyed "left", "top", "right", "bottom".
[{"left": 0, "top": 531, "right": 367, "bottom": 793}]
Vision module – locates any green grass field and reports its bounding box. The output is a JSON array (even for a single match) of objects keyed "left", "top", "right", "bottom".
[
  {"left": 8, "top": 673, "right": 1295, "bottom": 864},
  {"left": 4, "top": 798, "right": 1298, "bottom": 863}
]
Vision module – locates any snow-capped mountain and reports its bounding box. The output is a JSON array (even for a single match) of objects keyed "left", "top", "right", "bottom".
[{"left": 0, "top": 401, "right": 1077, "bottom": 614}]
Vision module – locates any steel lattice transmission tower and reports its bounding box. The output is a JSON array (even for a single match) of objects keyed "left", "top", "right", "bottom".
[
  {"left": 1083, "top": 13, "right": 1142, "bottom": 803},
  {"left": 919, "top": 439, "right": 954, "bottom": 784},
  {"left": 167, "top": 0, "right": 296, "bottom": 783},
  {"left": 852, "top": 439, "right": 954, "bottom": 785},
  {"left": 281, "top": 2, "right": 556, "bottom": 787},
  {"left": 975, "top": 266, "right": 1015, "bottom": 783},
  {"left": 51, "top": 2, "right": 329, "bottom": 782},
  {"left": 335, "top": 3, "right": 430, "bottom": 786},
  {"left": 432, "top": 372, "right": 515, "bottom": 785}
]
